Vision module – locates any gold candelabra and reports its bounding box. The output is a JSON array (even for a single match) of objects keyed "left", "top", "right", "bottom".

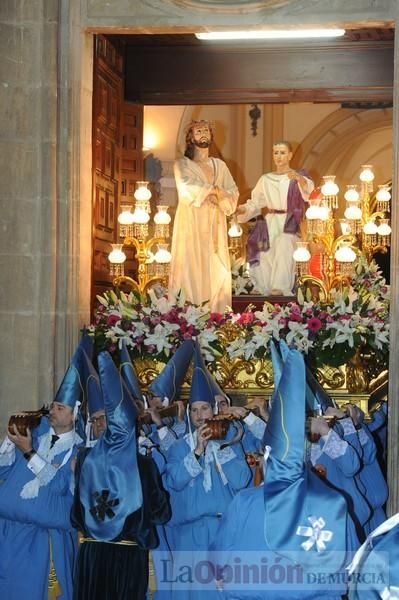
[
  {"left": 227, "top": 215, "right": 244, "bottom": 259},
  {"left": 108, "top": 181, "right": 172, "bottom": 294},
  {"left": 294, "top": 166, "right": 391, "bottom": 301}
]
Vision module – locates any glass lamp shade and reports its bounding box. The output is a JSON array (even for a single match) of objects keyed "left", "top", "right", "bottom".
[
  {"left": 108, "top": 244, "right": 126, "bottom": 264},
  {"left": 134, "top": 181, "right": 152, "bottom": 201},
  {"left": 154, "top": 244, "right": 172, "bottom": 264},
  {"left": 359, "top": 165, "right": 375, "bottom": 183},
  {"left": 132, "top": 208, "right": 151, "bottom": 224},
  {"left": 305, "top": 205, "right": 322, "bottom": 219},
  {"left": 376, "top": 185, "right": 391, "bottom": 203},
  {"left": 228, "top": 222, "right": 243, "bottom": 237},
  {"left": 154, "top": 206, "right": 171, "bottom": 225},
  {"left": 363, "top": 221, "right": 378, "bottom": 235},
  {"left": 344, "top": 185, "right": 360, "bottom": 203},
  {"left": 334, "top": 244, "right": 356, "bottom": 263},
  {"left": 321, "top": 175, "right": 339, "bottom": 197},
  {"left": 118, "top": 208, "right": 135, "bottom": 225},
  {"left": 377, "top": 220, "right": 392, "bottom": 236},
  {"left": 344, "top": 204, "right": 362, "bottom": 220},
  {"left": 318, "top": 205, "right": 330, "bottom": 221},
  {"left": 293, "top": 242, "right": 311, "bottom": 262}
]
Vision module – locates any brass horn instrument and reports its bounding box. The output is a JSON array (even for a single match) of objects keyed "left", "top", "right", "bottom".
[
  {"left": 306, "top": 413, "right": 337, "bottom": 443},
  {"left": 204, "top": 414, "right": 244, "bottom": 449},
  {"left": 8, "top": 406, "right": 49, "bottom": 436},
  {"left": 137, "top": 402, "right": 185, "bottom": 427}
]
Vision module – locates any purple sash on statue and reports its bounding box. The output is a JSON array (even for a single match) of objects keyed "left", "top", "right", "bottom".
[
  {"left": 284, "top": 168, "right": 308, "bottom": 233},
  {"left": 246, "top": 169, "right": 308, "bottom": 266},
  {"left": 247, "top": 219, "right": 270, "bottom": 266}
]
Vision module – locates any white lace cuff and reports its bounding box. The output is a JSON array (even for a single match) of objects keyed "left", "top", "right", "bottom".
[
  {"left": 183, "top": 451, "right": 203, "bottom": 477},
  {"left": 0, "top": 437, "right": 15, "bottom": 466},
  {"left": 157, "top": 426, "right": 168, "bottom": 440},
  {"left": 158, "top": 429, "right": 177, "bottom": 453},
  {"left": 340, "top": 417, "right": 356, "bottom": 436},
  {"left": 322, "top": 429, "right": 347, "bottom": 459},
  {"left": 213, "top": 444, "right": 237, "bottom": 465},
  {"left": 27, "top": 454, "right": 57, "bottom": 483},
  {"left": 244, "top": 413, "right": 266, "bottom": 440}
]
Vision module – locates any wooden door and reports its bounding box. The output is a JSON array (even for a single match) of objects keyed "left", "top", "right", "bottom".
[{"left": 91, "top": 34, "right": 144, "bottom": 313}]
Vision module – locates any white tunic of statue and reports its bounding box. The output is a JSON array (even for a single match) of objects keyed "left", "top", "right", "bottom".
[
  {"left": 169, "top": 156, "right": 239, "bottom": 312},
  {"left": 238, "top": 172, "right": 313, "bottom": 296}
]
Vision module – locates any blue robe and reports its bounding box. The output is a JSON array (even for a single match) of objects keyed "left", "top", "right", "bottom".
[
  {"left": 349, "top": 514, "right": 399, "bottom": 599},
  {"left": 164, "top": 428, "right": 251, "bottom": 598},
  {"left": 138, "top": 436, "right": 175, "bottom": 600},
  {"left": 211, "top": 484, "right": 357, "bottom": 599},
  {"left": 356, "top": 426, "right": 388, "bottom": 535},
  {"left": 148, "top": 418, "right": 187, "bottom": 454},
  {"left": 366, "top": 402, "right": 387, "bottom": 469},
  {"left": 71, "top": 448, "right": 171, "bottom": 600},
  {"left": 308, "top": 427, "right": 368, "bottom": 543},
  {"left": 0, "top": 425, "right": 79, "bottom": 600}
]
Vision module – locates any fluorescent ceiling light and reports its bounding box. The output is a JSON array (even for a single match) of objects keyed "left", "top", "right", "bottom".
[{"left": 195, "top": 29, "right": 346, "bottom": 41}]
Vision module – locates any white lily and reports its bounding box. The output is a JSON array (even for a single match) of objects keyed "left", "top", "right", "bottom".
[
  {"left": 184, "top": 305, "right": 209, "bottom": 326},
  {"left": 226, "top": 337, "right": 247, "bottom": 358},
  {"left": 143, "top": 323, "right": 179, "bottom": 353},
  {"left": 286, "top": 321, "right": 310, "bottom": 349}
]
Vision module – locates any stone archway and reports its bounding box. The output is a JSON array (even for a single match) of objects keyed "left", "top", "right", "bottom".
[{"left": 296, "top": 107, "right": 392, "bottom": 183}]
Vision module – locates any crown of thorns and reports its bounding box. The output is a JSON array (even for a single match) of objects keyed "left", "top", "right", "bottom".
[{"left": 184, "top": 119, "right": 215, "bottom": 134}]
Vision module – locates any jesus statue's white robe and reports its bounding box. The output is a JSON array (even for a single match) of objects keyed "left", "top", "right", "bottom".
[{"left": 169, "top": 156, "right": 239, "bottom": 313}]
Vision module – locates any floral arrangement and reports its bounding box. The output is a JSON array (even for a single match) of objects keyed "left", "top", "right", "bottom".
[{"left": 89, "top": 258, "right": 389, "bottom": 369}]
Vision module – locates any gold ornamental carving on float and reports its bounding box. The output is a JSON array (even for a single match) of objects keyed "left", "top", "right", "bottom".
[{"left": 132, "top": 329, "right": 388, "bottom": 416}]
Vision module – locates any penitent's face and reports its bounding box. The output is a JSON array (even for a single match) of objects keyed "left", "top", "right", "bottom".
[
  {"left": 216, "top": 395, "right": 229, "bottom": 415},
  {"left": 272, "top": 144, "right": 292, "bottom": 171},
  {"left": 48, "top": 401, "right": 74, "bottom": 434},
  {"left": 90, "top": 410, "right": 107, "bottom": 439},
  {"left": 190, "top": 401, "right": 213, "bottom": 429}
]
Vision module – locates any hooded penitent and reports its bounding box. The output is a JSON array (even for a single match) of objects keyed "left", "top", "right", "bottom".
[
  {"left": 263, "top": 341, "right": 351, "bottom": 573},
  {"left": 78, "top": 351, "right": 143, "bottom": 541}
]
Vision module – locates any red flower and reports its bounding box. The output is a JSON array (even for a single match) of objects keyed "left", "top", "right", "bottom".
[
  {"left": 307, "top": 317, "right": 322, "bottom": 333},
  {"left": 107, "top": 314, "right": 121, "bottom": 327},
  {"left": 237, "top": 312, "right": 255, "bottom": 325},
  {"left": 289, "top": 311, "right": 303, "bottom": 323},
  {"left": 208, "top": 312, "right": 224, "bottom": 326}
]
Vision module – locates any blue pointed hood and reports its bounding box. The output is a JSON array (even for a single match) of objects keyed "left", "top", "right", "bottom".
[
  {"left": 119, "top": 340, "right": 143, "bottom": 402},
  {"left": 263, "top": 347, "right": 352, "bottom": 572},
  {"left": 269, "top": 339, "right": 290, "bottom": 391},
  {"left": 305, "top": 364, "right": 334, "bottom": 413},
  {"left": 189, "top": 342, "right": 215, "bottom": 406},
  {"left": 149, "top": 339, "right": 194, "bottom": 402},
  {"left": 205, "top": 367, "right": 225, "bottom": 401},
  {"left": 75, "top": 350, "right": 103, "bottom": 445},
  {"left": 79, "top": 351, "right": 143, "bottom": 541},
  {"left": 54, "top": 334, "right": 94, "bottom": 410},
  {"left": 83, "top": 351, "right": 103, "bottom": 417}
]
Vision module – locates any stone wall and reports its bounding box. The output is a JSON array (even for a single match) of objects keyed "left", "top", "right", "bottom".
[{"left": 0, "top": 2, "right": 59, "bottom": 428}]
